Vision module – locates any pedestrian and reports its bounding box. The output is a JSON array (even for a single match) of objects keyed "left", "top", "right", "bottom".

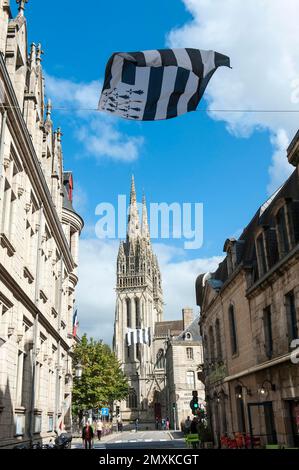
[
  {"left": 161, "top": 418, "right": 166, "bottom": 430},
  {"left": 184, "top": 416, "right": 192, "bottom": 435},
  {"left": 166, "top": 417, "right": 170, "bottom": 431},
  {"left": 155, "top": 417, "right": 159, "bottom": 430},
  {"left": 82, "top": 422, "right": 94, "bottom": 449},
  {"left": 135, "top": 418, "right": 139, "bottom": 432},
  {"left": 117, "top": 416, "right": 123, "bottom": 432},
  {"left": 96, "top": 419, "right": 103, "bottom": 440}
]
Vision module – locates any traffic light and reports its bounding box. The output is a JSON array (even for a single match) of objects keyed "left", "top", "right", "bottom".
[
  {"left": 116, "top": 406, "right": 120, "bottom": 416},
  {"left": 190, "top": 390, "right": 199, "bottom": 414}
]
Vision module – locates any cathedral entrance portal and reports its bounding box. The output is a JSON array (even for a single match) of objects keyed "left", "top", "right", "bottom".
[{"left": 154, "top": 403, "right": 162, "bottom": 421}]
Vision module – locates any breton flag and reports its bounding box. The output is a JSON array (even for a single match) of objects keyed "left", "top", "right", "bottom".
[
  {"left": 72, "top": 309, "right": 79, "bottom": 337},
  {"left": 98, "top": 48, "right": 230, "bottom": 121}
]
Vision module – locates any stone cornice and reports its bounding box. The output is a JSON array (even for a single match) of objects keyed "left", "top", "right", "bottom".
[{"left": 0, "top": 53, "right": 75, "bottom": 272}]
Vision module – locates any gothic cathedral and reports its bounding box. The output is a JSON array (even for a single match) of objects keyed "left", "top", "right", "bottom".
[{"left": 113, "top": 177, "right": 165, "bottom": 423}]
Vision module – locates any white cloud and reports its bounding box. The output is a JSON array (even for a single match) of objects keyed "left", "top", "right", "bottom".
[
  {"left": 45, "top": 73, "right": 144, "bottom": 162},
  {"left": 167, "top": 0, "right": 299, "bottom": 193},
  {"left": 76, "top": 238, "right": 222, "bottom": 344}
]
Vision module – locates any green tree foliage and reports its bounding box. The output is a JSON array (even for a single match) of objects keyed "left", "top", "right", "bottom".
[{"left": 72, "top": 335, "right": 129, "bottom": 415}]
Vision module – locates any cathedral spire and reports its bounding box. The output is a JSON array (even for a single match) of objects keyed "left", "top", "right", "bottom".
[
  {"left": 16, "top": 0, "right": 28, "bottom": 16},
  {"left": 142, "top": 193, "right": 150, "bottom": 242},
  {"left": 127, "top": 175, "right": 140, "bottom": 240}
]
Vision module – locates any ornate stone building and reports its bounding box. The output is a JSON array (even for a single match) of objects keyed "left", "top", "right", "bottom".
[
  {"left": 114, "top": 179, "right": 205, "bottom": 427},
  {"left": 196, "top": 129, "right": 299, "bottom": 448},
  {"left": 0, "top": 1, "right": 83, "bottom": 447},
  {"left": 165, "top": 309, "right": 205, "bottom": 430},
  {"left": 113, "top": 177, "right": 164, "bottom": 423}
]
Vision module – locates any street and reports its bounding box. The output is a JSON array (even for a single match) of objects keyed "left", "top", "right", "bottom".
[{"left": 72, "top": 430, "right": 187, "bottom": 450}]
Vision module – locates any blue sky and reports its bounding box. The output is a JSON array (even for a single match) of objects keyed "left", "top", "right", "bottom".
[{"left": 18, "top": 0, "right": 299, "bottom": 343}]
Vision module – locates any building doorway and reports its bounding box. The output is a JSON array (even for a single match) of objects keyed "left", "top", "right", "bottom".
[
  {"left": 154, "top": 403, "right": 162, "bottom": 421},
  {"left": 247, "top": 402, "right": 277, "bottom": 447}
]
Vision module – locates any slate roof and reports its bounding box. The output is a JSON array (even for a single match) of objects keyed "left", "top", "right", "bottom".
[{"left": 155, "top": 320, "right": 184, "bottom": 337}]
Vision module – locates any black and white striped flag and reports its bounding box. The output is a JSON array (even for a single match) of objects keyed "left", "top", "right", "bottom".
[{"left": 98, "top": 48, "right": 230, "bottom": 121}]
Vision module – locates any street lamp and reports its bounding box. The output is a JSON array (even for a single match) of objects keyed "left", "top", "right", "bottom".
[
  {"left": 259, "top": 379, "right": 276, "bottom": 395},
  {"left": 75, "top": 362, "right": 83, "bottom": 379}
]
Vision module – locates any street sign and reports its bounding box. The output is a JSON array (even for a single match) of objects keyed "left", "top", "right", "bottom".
[{"left": 101, "top": 407, "right": 109, "bottom": 416}]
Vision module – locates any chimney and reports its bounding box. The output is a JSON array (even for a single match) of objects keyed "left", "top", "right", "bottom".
[{"left": 182, "top": 308, "right": 193, "bottom": 331}]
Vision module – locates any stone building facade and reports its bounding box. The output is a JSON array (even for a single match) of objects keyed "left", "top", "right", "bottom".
[
  {"left": 0, "top": 1, "right": 83, "bottom": 447},
  {"left": 113, "top": 177, "right": 164, "bottom": 423},
  {"left": 196, "top": 129, "right": 299, "bottom": 448},
  {"left": 114, "top": 182, "right": 205, "bottom": 426},
  {"left": 165, "top": 309, "right": 205, "bottom": 430}
]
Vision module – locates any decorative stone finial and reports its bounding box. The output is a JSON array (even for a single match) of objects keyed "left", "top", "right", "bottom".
[
  {"left": 46, "top": 99, "right": 52, "bottom": 120},
  {"left": 16, "top": 0, "right": 28, "bottom": 16},
  {"left": 36, "top": 43, "right": 44, "bottom": 63}
]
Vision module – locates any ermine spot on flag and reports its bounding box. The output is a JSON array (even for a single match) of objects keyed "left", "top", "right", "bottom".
[{"left": 98, "top": 48, "right": 230, "bottom": 121}]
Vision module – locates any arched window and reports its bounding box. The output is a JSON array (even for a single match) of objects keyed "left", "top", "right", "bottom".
[
  {"left": 135, "top": 298, "right": 141, "bottom": 328},
  {"left": 126, "top": 388, "right": 137, "bottom": 409},
  {"left": 209, "top": 325, "right": 215, "bottom": 361},
  {"left": 229, "top": 305, "right": 238, "bottom": 356},
  {"left": 215, "top": 319, "right": 222, "bottom": 361},
  {"left": 126, "top": 298, "right": 131, "bottom": 328},
  {"left": 156, "top": 349, "right": 165, "bottom": 369}
]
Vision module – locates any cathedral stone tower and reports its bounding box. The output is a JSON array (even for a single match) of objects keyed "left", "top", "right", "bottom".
[{"left": 113, "top": 177, "right": 163, "bottom": 423}]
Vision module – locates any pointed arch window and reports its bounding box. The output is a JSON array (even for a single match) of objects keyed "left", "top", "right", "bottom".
[
  {"left": 135, "top": 298, "right": 141, "bottom": 328},
  {"left": 156, "top": 349, "right": 165, "bottom": 369},
  {"left": 127, "top": 388, "right": 138, "bottom": 409},
  {"left": 126, "top": 298, "right": 131, "bottom": 328}
]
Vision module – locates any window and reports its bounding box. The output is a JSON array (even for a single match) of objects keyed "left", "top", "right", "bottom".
[
  {"left": 135, "top": 298, "right": 141, "bottom": 328},
  {"left": 256, "top": 233, "right": 267, "bottom": 276},
  {"left": 229, "top": 305, "right": 238, "bottom": 356},
  {"left": 34, "top": 415, "right": 42, "bottom": 434},
  {"left": 15, "top": 415, "right": 25, "bottom": 437},
  {"left": 186, "top": 371, "right": 195, "bottom": 389},
  {"left": 48, "top": 416, "right": 54, "bottom": 433},
  {"left": 285, "top": 291, "right": 298, "bottom": 342},
  {"left": 185, "top": 332, "right": 192, "bottom": 340},
  {"left": 127, "top": 388, "right": 137, "bottom": 409},
  {"left": 215, "top": 319, "right": 222, "bottom": 361},
  {"left": 235, "top": 386, "right": 246, "bottom": 433},
  {"left": 276, "top": 206, "right": 290, "bottom": 257},
  {"left": 126, "top": 299, "right": 131, "bottom": 328},
  {"left": 263, "top": 306, "right": 273, "bottom": 359},
  {"left": 156, "top": 350, "right": 165, "bottom": 369},
  {"left": 209, "top": 326, "right": 215, "bottom": 361},
  {"left": 186, "top": 348, "right": 194, "bottom": 360}
]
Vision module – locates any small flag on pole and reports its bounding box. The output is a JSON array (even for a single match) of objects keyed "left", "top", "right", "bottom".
[
  {"left": 72, "top": 309, "right": 79, "bottom": 337},
  {"left": 98, "top": 48, "right": 230, "bottom": 121}
]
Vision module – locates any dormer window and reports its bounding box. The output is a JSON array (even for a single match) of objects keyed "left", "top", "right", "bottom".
[
  {"left": 276, "top": 206, "right": 290, "bottom": 258},
  {"left": 256, "top": 232, "right": 267, "bottom": 277},
  {"left": 224, "top": 239, "right": 238, "bottom": 276}
]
